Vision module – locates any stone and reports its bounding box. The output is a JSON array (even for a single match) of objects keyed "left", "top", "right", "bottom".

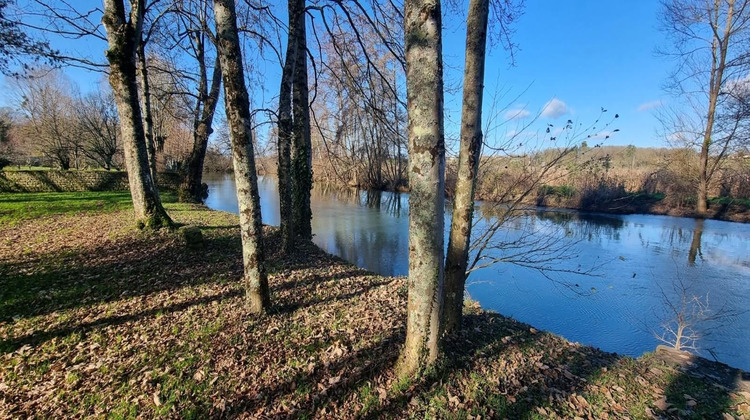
[{"left": 179, "top": 225, "right": 204, "bottom": 249}]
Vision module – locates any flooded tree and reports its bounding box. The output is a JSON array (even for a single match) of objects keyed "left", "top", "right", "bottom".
[
  {"left": 212, "top": 0, "right": 270, "bottom": 312},
  {"left": 398, "top": 0, "right": 446, "bottom": 378},
  {"left": 102, "top": 0, "right": 172, "bottom": 229}
]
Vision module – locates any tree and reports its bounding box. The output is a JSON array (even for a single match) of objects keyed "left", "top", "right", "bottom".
[
  {"left": 660, "top": 0, "right": 750, "bottom": 215},
  {"left": 0, "top": 0, "right": 57, "bottom": 76},
  {"left": 624, "top": 144, "right": 636, "bottom": 169},
  {"left": 76, "top": 89, "right": 121, "bottom": 170},
  {"left": 443, "top": 0, "right": 523, "bottom": 335},
  {"left": 443, "top": 0, "right": 491, "bottom": 336},
  {"left": 161, "top": 0, "right": 224, "bottom": 203},
  {"left": 213, "top": 0, "right": 270, "bottom": 312},
  {"left": 13, "top": 70, "right": 80, "bottom": 169},
  {"left": 290, "top": 0, "right": 313, "bottom": 240},
  {"left": 398, "top": 0, "right": 446, "bottom": 378},
  {"left": 102, "top": 0, "right": 172, "bottom": 229},
  {"left": 277, "top": 0, "right": 297, "bottom": 251}
]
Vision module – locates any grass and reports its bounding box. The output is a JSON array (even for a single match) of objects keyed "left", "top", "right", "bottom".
[
  {"left": 0, "top": 192, "right": 748, "bottom": 419},
  {"left": 0, "top": 191, "right": 176, "bottom": 225}
]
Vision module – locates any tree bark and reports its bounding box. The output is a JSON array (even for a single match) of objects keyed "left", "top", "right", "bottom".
[
  {"left": 277, "top": 0, "right": 296, "bottom": 251},
  {"left": 443, "top": 0, "right": 489, "bottom": 335},
  {"left": 290, "top": 0, "right": 313, "bottom": 240},
  {"left": 102, "top": 0, "right": 172, "bottom": 229},
  {"left": 697, "top": 0, "right": 734, "bottom": 216},
  {"left": 398, "top": 0, "right": 446, "bottom": 379},
  {"left": 185, "top": 54, "right": 222, "bottom": 203},
  {"left": 213, "top": 0, "right": 270, "bottom": 313},
  {"left": 137, "top": 40, "right": 158, "bottom": 182}
]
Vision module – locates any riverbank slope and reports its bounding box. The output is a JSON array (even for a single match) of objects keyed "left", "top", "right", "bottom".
[{"left": 1, "top": 192, "right": 748, "bottom": 418}]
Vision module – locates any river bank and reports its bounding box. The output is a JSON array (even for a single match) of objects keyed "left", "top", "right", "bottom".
[
  {"left": 249, "top": 168, "right": 750, "bottom": 224},
  {"left": 1, "top": 192, "right": 748, "bottom": 418}
]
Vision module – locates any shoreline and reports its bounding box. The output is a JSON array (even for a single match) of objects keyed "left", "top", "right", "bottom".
[{"left": 1, "top": 194, "right": 748, "bottom": 418}]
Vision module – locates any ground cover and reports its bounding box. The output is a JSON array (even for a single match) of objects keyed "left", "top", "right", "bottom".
[{"left": 0, "top": 193, "right": 748, "bottom": 419}]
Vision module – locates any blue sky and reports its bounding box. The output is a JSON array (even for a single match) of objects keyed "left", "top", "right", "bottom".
[
  {"left": 2, "top": 1, "right": 674, "bottom": 150},
  {"left": 441, "top": 1, "right": 673, "bottom": 149}
]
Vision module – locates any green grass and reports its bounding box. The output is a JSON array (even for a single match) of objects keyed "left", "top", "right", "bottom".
[{"left": 0, "top": 191, "right": 176, "bottom": 225}]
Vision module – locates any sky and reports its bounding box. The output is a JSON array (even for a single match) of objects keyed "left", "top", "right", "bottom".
[
  {"left": 2, "top": 0, "right": 675, "bottom": 150},
  {"left": 439, "top": 1, "right": 674, "bottom": 150}
]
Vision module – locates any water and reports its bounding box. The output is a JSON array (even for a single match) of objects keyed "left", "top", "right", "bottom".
[{"left": 204, "top": 173, "right": 750, "bottom": 371}]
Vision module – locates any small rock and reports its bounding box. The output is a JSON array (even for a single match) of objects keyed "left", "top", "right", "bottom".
[{"left": 686, "top": 399, "right": 697, "bottom": 407}]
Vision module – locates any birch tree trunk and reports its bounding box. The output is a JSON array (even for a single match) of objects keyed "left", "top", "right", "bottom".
[
  {"left": 102, "top": 0, "right": 172, "bottom": 229},
  {"left": 213, "top": 0, "right": 270, "bottom": 312},
  {"left": 443, "top": 0, "right": 489, "bottom": 335},
  {"left": 398, "top": 0, "right": 446, "bottom": 379},
  {"left": 290, "top": 0, "right": 313, "bottom": 240},
  {"left": 277, "top": 0, "right": 296, "bottom": 251}
]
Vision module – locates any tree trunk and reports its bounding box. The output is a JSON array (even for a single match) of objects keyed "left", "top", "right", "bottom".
[
  {"left": 137, "top": 40, "right": 158, "bottom": 182},
  {"left": 102, "top": 0, "right": 172, "bottom": 229},
  {"left": 398, "top": 0, "right": 446, "bottom": 379},
  {"left": 443, "top": 0, "right": 489, "bottom": 335},
  {"left": 277, "top": 0, "right": 296, "bottom": 251},
  {"left": 290, "top": 0, "right": 313, "bottom": 240},
  {"left": 185, "top": 55, "right": 222, "bottom": 203},
  {"left": 697, "top": 0, "right": 734, "bottom": 216},
  {"left": 213, "top": 0, "right": 270, "bottom": 313}
]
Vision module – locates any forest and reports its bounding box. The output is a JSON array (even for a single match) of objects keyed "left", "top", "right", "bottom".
[{"left": 1, "top": 0, "right": 750, "bottom": 418}]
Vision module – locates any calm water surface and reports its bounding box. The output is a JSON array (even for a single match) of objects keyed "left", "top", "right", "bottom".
[{"left": 204, "top": 174, "right": 750, "bottom": 371}]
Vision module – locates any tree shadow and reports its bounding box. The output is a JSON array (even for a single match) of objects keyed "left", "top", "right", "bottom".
[
  {"left": 359, "top": 312, "right": 620, "bottom": 419},
  {"left": 0, "top": 227, "right": 246, "bottom": 322},
  {"left": 272, "top": 278, "right": 395, "bottom": 315},
  {"left": 0, "top": 288, "right": 243, "bottom": 353},
  {"left": 657, "top": 346, "right": 748, "bottom": 418}
]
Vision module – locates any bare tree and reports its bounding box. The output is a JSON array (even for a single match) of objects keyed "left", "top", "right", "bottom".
[
  {"left": 12, "top": 69, "right": 80, "bottom": 169},
  {"left": 102, "top": 0, "right": 172, "bottom": 229},
  {"left": 660, "top": 0, "right": 750, "bottom": 215},
  {"left": 76, "top": 89, "right": 121, "bottom": 170},
  {"left": 398, "top": 0, "right": 446, "bottom": 379},
  {"left": 213, "top": 0, "right": 270, "bottom": 312},
  {"left": 653, "top": 275, "right": 743, "bottom": 353}
]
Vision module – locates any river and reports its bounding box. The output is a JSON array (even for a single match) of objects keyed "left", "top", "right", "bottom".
[{"left": 203, "top": 173, "right": 750, "bottom": 371}]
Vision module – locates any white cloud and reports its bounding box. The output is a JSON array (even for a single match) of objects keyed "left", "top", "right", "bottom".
[
  {"left": 541, "top": 98, "right": 569, "bottom": 118},
  {"left": 504, "top": 108, "right": 531, "bottom": 120},
  {"left": 637, "top": 100, "right": 664, "bottom": 112}
]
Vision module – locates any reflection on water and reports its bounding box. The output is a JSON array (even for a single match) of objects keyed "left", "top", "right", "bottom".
[{"left": 204, "top": 173, "right": 750, "bottom": 371}]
